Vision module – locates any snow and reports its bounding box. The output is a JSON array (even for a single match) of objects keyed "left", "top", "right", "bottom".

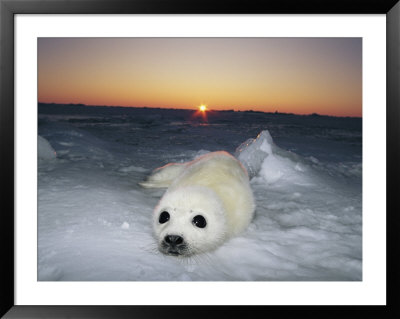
[{"left": 38, "top": 103, "right": 362, "bottom": 281}]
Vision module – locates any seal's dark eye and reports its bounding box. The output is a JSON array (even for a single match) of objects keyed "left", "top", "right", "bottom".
[
  {"left": 159, "top": 211, "right": 170, "bottom": 224},
  {"left": 192, "top": 215, "right": 207, "bottom": 228}
]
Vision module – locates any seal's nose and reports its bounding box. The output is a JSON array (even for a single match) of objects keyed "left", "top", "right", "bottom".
[{"left": 164, "top": 235, "right": 184, "bottom": 247}]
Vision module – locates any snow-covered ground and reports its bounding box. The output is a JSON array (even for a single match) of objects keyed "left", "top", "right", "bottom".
[{"left": 38, "top": 103, "right": 362, "bottom": 281}]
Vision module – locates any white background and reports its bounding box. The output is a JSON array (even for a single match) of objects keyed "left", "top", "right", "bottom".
[{"left": 15, "top": 14, "right": 386, "bottom": 305}]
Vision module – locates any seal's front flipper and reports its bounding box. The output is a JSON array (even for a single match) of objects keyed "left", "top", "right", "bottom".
[{"left": 138, "top": 163, "right": 186, "bottom": 188}]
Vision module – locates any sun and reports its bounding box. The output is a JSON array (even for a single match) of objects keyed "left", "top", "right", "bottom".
[{"left": 192, "top": 104, "right": 209, "bottom": 122}]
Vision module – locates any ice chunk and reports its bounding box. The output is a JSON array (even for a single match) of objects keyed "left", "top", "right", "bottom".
[
  {"left": 236, "top": 130, "right": 310, "bottom": 185},
  {"left": 38, "top": 135, "right": 56, "bottom": 161},
  {"left": 258, "top": 151, "right": 311, "bottom": 185},
  {"left": 235, "top": 130, "right": 276, "bottom": 179}
]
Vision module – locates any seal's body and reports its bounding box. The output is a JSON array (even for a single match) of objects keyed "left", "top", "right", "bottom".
[{"left": 140, "top": 151, "right": 255, "bottom": 256}]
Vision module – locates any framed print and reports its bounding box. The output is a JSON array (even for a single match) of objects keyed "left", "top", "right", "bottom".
[{"left": 1, "top": 0, "right": 399, "bottom": 318}]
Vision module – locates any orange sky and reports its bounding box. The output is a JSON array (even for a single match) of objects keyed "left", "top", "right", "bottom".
[{"left": 38, "top": 38, "right": 362, "bottom": 117}]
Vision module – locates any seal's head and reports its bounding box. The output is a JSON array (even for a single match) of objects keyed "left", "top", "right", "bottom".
[{"left": 153, "top": 185, "right": 228, "bottom": 257}]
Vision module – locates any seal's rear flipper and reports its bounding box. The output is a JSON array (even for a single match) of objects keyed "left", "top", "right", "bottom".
[{"left": 138, "top": 163, "right": 187, "bottom": 188}]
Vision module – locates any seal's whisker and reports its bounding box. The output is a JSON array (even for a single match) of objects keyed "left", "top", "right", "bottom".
[{"left": 141, "top": 243, "right": 159, "bottom": 255}]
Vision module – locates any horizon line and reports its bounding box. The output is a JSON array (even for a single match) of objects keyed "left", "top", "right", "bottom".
[{"left": 38, "top": 101, "right": 362, "bottom": 119}]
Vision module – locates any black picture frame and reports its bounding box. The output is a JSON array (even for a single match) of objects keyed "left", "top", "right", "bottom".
[{"left": 1, "top": 0, "right": 399, "bottom": 318}]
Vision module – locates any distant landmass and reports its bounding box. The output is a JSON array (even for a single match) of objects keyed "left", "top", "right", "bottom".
[{"left": 38, "top": 102, "right": 360, "bottom": 119}]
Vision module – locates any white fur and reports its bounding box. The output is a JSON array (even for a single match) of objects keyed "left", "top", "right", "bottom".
[{"left": 141, "top": 151, "right": 255, "bottom": 256}]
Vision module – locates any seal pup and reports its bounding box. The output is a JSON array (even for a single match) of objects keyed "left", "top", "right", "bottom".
[{"left": 140, "top": 151, "right": 255, "bottom": 257}]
